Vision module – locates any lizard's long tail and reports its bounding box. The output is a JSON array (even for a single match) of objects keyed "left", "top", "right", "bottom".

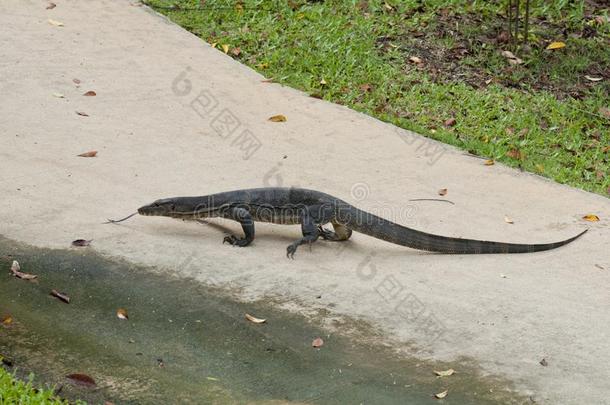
[{"left": 340, "top": 205, "right": 587, "bottom": 254}]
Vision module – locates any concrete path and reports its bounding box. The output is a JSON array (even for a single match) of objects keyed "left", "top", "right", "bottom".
[{"left": 1, "top": 1, "right": 608, "bottom": 403}]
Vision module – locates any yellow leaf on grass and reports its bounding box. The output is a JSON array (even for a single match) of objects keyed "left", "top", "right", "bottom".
[
  {"left": 320, "top": 78, "right": 327, "bottom": 85},
  {"left": 546, "top": 41, "right": 565, "bottom": 50},
  {"left": 582, "top": 214, "right": 600, "bottom": 222},
  {"left": 221, "top": 44, "right": 229, "bottom": 54},
  {"left": 1, "top": 316, "right": 12, "bottom": 326},
  {"left": 268, "top": 114, "right": 287, "bottom": 122}
]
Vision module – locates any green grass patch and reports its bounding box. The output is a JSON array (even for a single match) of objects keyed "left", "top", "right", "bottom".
[
  {"left": 146, "top": 0, "right": 609, "bottom": 196},
  {"left": 0, "top": 362, "right": 70, "bottom": 404}
]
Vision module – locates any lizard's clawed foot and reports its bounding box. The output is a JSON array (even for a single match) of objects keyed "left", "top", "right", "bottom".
[
  {"left": 286, "top": 242, "right": 299, "bottom": 259},
  {"left": 223, "top": 235, "right": 250, "bottom": 247}
]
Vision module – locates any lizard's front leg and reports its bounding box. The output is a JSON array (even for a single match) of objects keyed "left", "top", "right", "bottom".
[{"left": 222, "top": 206, "right": 255, "bottom": 247}]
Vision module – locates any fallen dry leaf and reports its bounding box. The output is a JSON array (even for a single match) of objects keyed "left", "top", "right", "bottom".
[
  {"left": 268, "top": 114, "right": 287, "bottom": 122},
  {"left": 435, "top": 390, "right": 448, "bottom": 399},
  {"left": 444, "top": 118, "right": 456, "bottom": 127},
  {"left": 600, "top": 107, "right": 610, "bottom": 119},
  {"left": 245, "top": 313, "right": 266, "bottom": 324},
  {"left": 585, "top": 75, "right": 602, "bottom": 82},
  {"left": 83, "top": 90, "right": 96, "bottom": 96},
  {"left": 484, "top": 159, "right": 495, "bottom": 166},
  {"left": 221, "top": 44, "right": 229, "bottom": 54},
  {"left": 66, "top": 373, "right": 96, "bottom": 388},
  {"left": 312, "top": 337, "right": 324, "bottom": 348},
  {"left": 10, "top": 260, "right": 37, "bottom": 280},
  {"left": 52, "top": 92, "right": 64, "bottom": 98},
  {"left": 117, "top": 308, "right": 129, "bottom": 320},
  {"left": 359, "top": 83, "right": 373, "bottom": 92},
  {"left": 261, "top": 78, "right": 275, "bottom": 83},
  {"left": 46, "top": 2, "right": 56, "bottom": 9},
  {"left": 501, "top": 50, "right": 523, "bottom": 65},
  {"left": 546, "top": 41, "right": 565, "bottom": 50},
  {"left": 504, "top": 216, "right": 514, "bottom": 224},
  {"left": 438, "top": 188, "right": 447, "bottom": 196},
  {"left": 1, "top": 316, "right": 12, "bottom": 326},
  {"left": 539, "top": 358, "right": 548, "bottom": 367},
  {"left": 48, "top": 19, "right": 63, "bottom": 27},
  {"left": 506, "top": 148, "right": 524, "bottom": 160},
  {"left": 434, "top": 369, "right": 455, "bottom": 377},
  {"left": 582, "top": 214, "right": 600, "bottom": 222},
  {"left": 231, "top": 47, "right": 241, "bottom": 56},
  {"left": 71, "top": 239, "right": 92, "bottom": 247},
  {"left": 76, "top": 111, "right": 89, "bottom": 117},
  {"left": 409, "top": 56, "right": 423, "bottom": 64},
  {"left": 77, "top": 150, "right": 97, "bottom": 157},
  {"left": 319, "top": 78, "right": 327, "bottom": 85},
  {"left": 51, "top": 289, "right": 70, "bottom": 304}
]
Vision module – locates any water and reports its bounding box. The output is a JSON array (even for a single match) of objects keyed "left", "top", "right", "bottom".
[{"left": 0, "top": 236, "right": 527, "bottom": 404}]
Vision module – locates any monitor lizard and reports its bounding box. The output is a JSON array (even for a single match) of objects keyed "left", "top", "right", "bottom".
[{"left": 107, "top": 187, "right": 586, "bottom": 258}]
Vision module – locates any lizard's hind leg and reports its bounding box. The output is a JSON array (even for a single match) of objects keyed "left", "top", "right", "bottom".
[{"left": 318, "top": 222, "right": 353, "bottom": 242}]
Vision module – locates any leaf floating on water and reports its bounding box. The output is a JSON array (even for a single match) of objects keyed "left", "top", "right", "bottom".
[
  {"left": 434, "top": 390, "right": 448, "bottom": 399},
  {"left": 312, "top": 337, "right": 324, "bottom": 348},
  {"left": 546, "top": 41, "right": 565, "bottom": 50},
  {"left": 268, "top": 114, "right": 287, "bottom": 122},
  {"left": 438, "top": 188, "right": 447, "bottom": 196},
  {"left": 77, "top": 150, "right": 97, "bottom": 157},
  {"left": 66, "top": 373, "right": 96, "bottom": 387},
  {"left": 245, "top": 313, "right": 266, "bottom": 324},
  {"left": 434, "top": 369, "right": 455, "bottom": 377},
  {"left": 51, "top": 289, "right": 70, "bottom": 303},
  {"left": 1, "top": 316, "right": 12, "bottom": 326},
  {"left": 117, "top": 308, "right": 129, "bottom": 320},
  {"left": 71, "top": 239, "right": 92, "bottom": 247},
  {"left": 83, "top": 90, "right": 96, "bottom": 96},
  {"left": 48, "top": 19, "right": 64, "bottom": 27},
  {"left": 10, "top": 260, "right": 37, "bottom": 280},
  {"left": 582, "top": 214, "right": 600, "bottom": 222}
]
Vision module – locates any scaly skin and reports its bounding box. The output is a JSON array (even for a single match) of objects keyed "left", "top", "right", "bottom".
[{"left": 134, "top": 187, "right": 587, "bottom": 258}]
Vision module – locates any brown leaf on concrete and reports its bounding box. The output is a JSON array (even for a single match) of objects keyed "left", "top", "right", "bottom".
[
  {"left": 76, "top": 111, "right": 89, "bottom": 117},
  {"left": 71, "top": 239, "right": 92, "bottom": 247},
  {"left": 51, "top": 289, "right": 70, "bottom": 303},
  {"left": 77, "top": 150, "right": 97, "bottom": 157},
  {"left": 245, "top": 313, "right": 266, "bottom": 324},
  {"left": 10, "top": 260, "right": 37, "bottom": 280},
  {"left": 582, "top": 214, "right": 599, "bottom": 222},
  {"left": 83, "top": 91, "right": 96, "bottom": 96},
  {"left": 66, "top": 373, "right": 96, "bottom": 387},
  {"left": 117, "top": 308, "right": 129, "bottom": 320},
  {"left": 46, "top": 2, "right": 56, "bottom": 9},
  {"left": 438, "top": 188, "right": 447, "bottom": 196},
  {"left": 312, "top": 337, "right": 324, "bottom": 348}
]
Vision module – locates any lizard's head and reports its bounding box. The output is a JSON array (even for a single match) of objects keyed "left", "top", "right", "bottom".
[
  {"left": 138, "top": 197, "right": 215, "bottom": 219},
  {"left": 138, "top": 198, "right": 179, "bottom": 217}
]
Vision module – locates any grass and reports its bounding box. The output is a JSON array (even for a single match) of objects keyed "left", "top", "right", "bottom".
[
  {"left": 0, "top": 362, "right": 70, "bottom": 404},
  {"left": 146, "top": 0, "right": 609, "bottom": 196}
]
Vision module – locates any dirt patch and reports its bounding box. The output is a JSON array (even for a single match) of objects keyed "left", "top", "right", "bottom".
[{"left": 379, "top": 4, "right": 610, "bottom": 99}]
